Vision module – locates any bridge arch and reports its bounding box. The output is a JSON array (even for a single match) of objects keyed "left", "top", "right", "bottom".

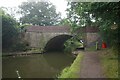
[{"left": 44, "top": 34, "right": 72, "bottom": 52}]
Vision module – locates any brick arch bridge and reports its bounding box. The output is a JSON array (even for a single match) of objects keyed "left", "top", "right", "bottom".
[
  {"left": 44, "top": 34, "right": 72, "bottom": 52},
  {"left": 24, "top": 26, "right": 101, "bottom": 52}
]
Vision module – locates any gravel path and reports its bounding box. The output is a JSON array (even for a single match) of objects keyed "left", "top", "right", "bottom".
[{"left": 80, "top": 51, "right": 105, "bottom": 78}]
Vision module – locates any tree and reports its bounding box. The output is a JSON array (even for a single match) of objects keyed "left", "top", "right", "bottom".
[
  {"left": 66, "top": 2, "right": 120, "bottom": 48},
  {"left": 89, "top": 2, "right": 120, "bottom": 47},
  {"left": 66, "top": 2, "right": 92, "bottom": 27},
  {"left": 19, "top": 1, "right": 61, "bottom": 26},
  {"left": 58, "top": 18, "right": 71, "bottom": 26},
  {"left": 1, "top": 8, "right": 18, "bottom": 50}
]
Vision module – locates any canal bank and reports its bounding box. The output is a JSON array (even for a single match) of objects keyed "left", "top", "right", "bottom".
[
  {"left": 58, "top": 50, "right": 115, "bottom": 78},
  {"left": 58, "top": 51, "right": 84, "bottom": 78},
  {"left": 2, "top": 49, "right": 43, "bottom": 57}
]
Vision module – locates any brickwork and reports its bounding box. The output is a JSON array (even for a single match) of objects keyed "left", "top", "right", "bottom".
[{"left": 24, "top": 26, "right": 101, "bottom": 50}]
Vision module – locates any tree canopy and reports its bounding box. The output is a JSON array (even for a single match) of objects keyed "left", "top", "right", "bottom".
[
  {"left": 66, "top": 2, "right": 120, "bottom": 48},
  {"left": 19, "top": 1, "right": 61, "bottom": 26},
  {"left": 89, "top": 2, "right": 120, "bottom": 47},
  {"left": 1, "top": 8, "right": 18, "bottom": 50}
]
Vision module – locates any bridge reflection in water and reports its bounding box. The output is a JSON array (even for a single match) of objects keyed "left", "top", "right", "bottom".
[{"left": 2, "top": 52, "right": 75, "bottom": 78}]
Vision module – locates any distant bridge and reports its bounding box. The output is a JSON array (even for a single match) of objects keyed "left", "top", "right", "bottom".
[{"left": 24, "top": 26, "right": 101, "bottom": 52}]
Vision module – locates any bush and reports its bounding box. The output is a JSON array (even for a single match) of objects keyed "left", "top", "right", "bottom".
[
  {"left": 64, "top": 38, "right": 83, "bottom": 53},
  {"left": 100, "top": 49, "right": 118, "bottom": 78}
]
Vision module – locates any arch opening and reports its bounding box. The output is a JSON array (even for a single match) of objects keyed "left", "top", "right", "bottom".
[{"left": 44, "top": 35, "right": 72, "bottom": 52}]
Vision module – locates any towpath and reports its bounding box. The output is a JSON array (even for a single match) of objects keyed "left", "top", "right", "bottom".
[{"left": 80, "top": 51, "right": 105, "bottom": 78}]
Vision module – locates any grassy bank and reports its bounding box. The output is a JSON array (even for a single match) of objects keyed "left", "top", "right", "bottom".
[
  {"left": 58, "top": 52, "right": 83, "bottom": 78},
  {"left": 100, "top": 48, "right": 118, "bottom": 78}
]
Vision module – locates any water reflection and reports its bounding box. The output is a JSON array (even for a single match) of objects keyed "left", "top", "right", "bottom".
[{"left": 2, "top": 52, "right": 74, "bottom": 78}]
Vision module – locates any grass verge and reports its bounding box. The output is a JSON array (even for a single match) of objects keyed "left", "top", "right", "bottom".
[
  {"left": 100, "top": 48, "right": 118, "bottom": 78},
  {"left": 57, "top": 52, "right": 84, "bottom": 78},
  {"left": 85, "top": 46, "right": 96, "bottom": 51}
]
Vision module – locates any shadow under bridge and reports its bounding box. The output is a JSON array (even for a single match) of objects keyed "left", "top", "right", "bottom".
[{"left": 44, "top": 35, "right": 72, "bottom": 52}]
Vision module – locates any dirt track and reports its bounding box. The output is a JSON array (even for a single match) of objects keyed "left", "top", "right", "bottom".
[{"left": 80, "top": 51, "right": 105, "bottom": 78}]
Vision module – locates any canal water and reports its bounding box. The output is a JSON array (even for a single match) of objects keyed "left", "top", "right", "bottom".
[{"left": 2, "top": 52, "right": 75, "bottom": 78}]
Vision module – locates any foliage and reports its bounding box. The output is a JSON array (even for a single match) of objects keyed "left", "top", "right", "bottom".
[
  {"left": 1, "top": 9, "right": 19, "bottom": 50},
  {"left": 100, "top": 49, "right": 118, "bottom": 78},
  {"left": 30, "top": 48, "right": 42, "bottom": 53},
  {"left": 67, "top": 2, "right": 120, "bottom": 48},
  {"left": 85, "top": 46, "right": 96, "bottom": 51},
  {"left": 89, "top": 2, "right": 120, "bottom": 48},
  {"left": 19, "top": 24, "right": 32, "bottom": 32},
  {"left": 58, "top": 18, "right": 71, "bottom": 26},
  {"left": 1, "top": 8, "right": 30, "bottom": 52},
  {"left": 58, "top": 53, "right": 83, "bottom": 78},
  {"left": 66, "top": 2, "right": 92, "bottom": 30},
  {"left": 19, "top": 1, "right": 61, "bottom": 26},
  {"left": 64, "top": 37, "right": 83, "bottom": 53}
]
